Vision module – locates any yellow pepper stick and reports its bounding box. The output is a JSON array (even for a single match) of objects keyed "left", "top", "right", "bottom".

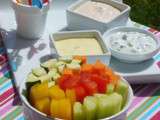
[
  {"left": 34, "top": 97, "right": 50, "bottom": 115},
  {"left": 49, "top": 85, "right": 65, "bottom": 99},
  {"left": 50, "top": 99, "right": 60, "bottom": 118},
  {"left": 59, "top": 98, "right": 72, "bottom": 120},
  {"left": 29, "top": 83, "right": 49, "bottom": 105}
]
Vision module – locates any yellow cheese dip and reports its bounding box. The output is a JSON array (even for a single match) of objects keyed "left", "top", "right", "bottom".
[
  {"left": 55, "top": 38, "right": 104, "bottom": 56},
  {"left": 74, "top": 1, "right": 121, "bottom": 23}
]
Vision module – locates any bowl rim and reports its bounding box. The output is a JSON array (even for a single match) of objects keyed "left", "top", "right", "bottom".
[
  {"left": 104, "top": 26, "right": 160, "bottom": 57},
  {"left": 11, "top": 0, "right": 50, "bottom": 13},
  {"left": 12, "top": 0, "right": 49, "bottom": 8},
  {"left": 19, "top": 76, "right": 133, "bottom": 120}
]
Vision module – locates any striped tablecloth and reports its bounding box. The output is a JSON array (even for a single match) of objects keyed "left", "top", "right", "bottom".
[{"left": 0, "top": 25, "right": 160, "bottom": 120}]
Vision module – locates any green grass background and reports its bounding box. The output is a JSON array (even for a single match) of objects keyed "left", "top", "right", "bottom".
[{"left": 123, "top": 0, "right": 160, "bottom": 30}]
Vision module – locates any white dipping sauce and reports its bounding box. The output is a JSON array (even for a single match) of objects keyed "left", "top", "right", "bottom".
[
  {"left": 74, "top": 1, "right": 121, "bottom": 23},
  {"left": 109, "top": 32, "right": 157, "bottom": 54}
]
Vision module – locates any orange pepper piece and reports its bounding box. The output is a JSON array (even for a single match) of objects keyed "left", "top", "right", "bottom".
[
  {"left": 66, "top": 89, "right": 76, "bottom": 105},
  {"left": 73, "top": 56, "right": 87, "bottom": 64},
  {"left": 81, "top": 64, "right": 93, "bottom": 73},
  {"left": 63, "top": 68, "right": 73, "bottom": 76},
  {"left": 93, "top": 60, "right": 106, "bottom": 72},
  {"left": 110, "top": 74, "right": 120, "bottom": 89}
]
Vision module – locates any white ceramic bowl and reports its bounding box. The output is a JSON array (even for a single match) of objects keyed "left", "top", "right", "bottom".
[
  {"left": 50, "top": 30, "right": 111, "bottom": 65},
  {"left": 66, "top": 0, "right": 130, "bottom": 34},
  {"left": 103, "top": 27, "right": 160, "bottom": 63},
  {"left": 19, "top": 75, "right": 133, "bottom": 120}
]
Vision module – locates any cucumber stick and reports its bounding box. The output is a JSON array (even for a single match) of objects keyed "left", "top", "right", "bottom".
[
  {"left": 83, "top": 96, "right": 97, "bottom": 120},
  {"left": 73, "top": 102, "right": 85, "bottom": 120}
]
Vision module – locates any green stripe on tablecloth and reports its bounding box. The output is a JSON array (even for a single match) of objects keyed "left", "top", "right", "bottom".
[
  {"left": 127, "top": 89, "right": 160, "bottom": 120},
  {"left": 0, "top": 72, "right": 11, "bottom": 85},
  {"left": 2, "top": 106, "right": 23, "bottom": 120}
]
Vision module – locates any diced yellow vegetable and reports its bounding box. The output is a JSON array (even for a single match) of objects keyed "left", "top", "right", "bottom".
[
  {"left": 66, "top": 89, "right": 76, "bottom": 105},
  {"left": 34, "top": 97, "right": 50, "bottom": 115},
  {"left": 49, "top": 85, "right": 65, "bottom": 99},
  {"left": 50, "top": 99, "right": 60, "bottom": 118},
  {"left": 59, "top": 98, "right": 72, "bottom": 120},
  {"left": 30, "top": 83, "right": 49, "bottom": 105}
]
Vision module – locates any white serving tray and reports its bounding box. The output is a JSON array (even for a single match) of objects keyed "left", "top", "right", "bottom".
[{"left": 0, "top": 0, "right": 160, "bottom": 87}]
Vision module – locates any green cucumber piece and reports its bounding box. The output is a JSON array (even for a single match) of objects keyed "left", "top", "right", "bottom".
[
  {"left": 106, "top": 83, "right": 114, "bottom": 94},
  {"left": 26, "top": 73, "right": 40, "bottom": 91},
  {"left": 96, "top": 93, "right": 122, "bottom": 119},
  {"left": 26, "top": 73, "right": 38, "bottom": 82},
  {"left": 58, "top": 65, "right": 65, "bottom": 74},
  {"left": 55, "top": 61, "right": 66, "bottom": 68},
  {"left": 48, "top": 81, "right": 55, "bottom": 88},
  {"left": 97, "top": 95, "right": 111, "bottom": 119},
  {"left": 71, "top": 59, "right": 81, "bottom": 64},
  {"left": 115, "top": 80, "right": 128, "bottom": 107},
  {"left": 94, "top": 93, "right": 107, "bottom": 98},
  {"left": 48, "top": 70, "right": 61, "bottom": 81},
  {"left": 32, "top": 67, "right": 47, "bottom": 77},
  {"left": 49, "top": 68, "right": 58, "bottom": 73},
  {"left": 52, "top": 73, "right": 61, "bottom": 81},
  {"left": 108, "top": 93, "right": 123, "bottom": 114},
  {"left": 38, "top": 74, "right": 52, "bottom": 83},
  {"left": 83, "top": 96, "right": 98, "bottom": 120},
  {"left": 73, "top": 102, "right": 85, "bottom": 120},
  {"left": 48, "top": 69, "right": 58, "bottom": 76},
  {"left": 59, "top": 56, "right": 73, "bottom": 63},
  {"left": 41, "top": 59, "right": 57, "bottom": 70},
  {"left": 66, "top": 63, "right": 81, "bottom": 70}
]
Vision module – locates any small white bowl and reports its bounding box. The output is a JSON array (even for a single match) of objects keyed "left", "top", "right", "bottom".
[
  {"left": 103, "top": 27, "right": 160, "bottom": 63},
  {"left": 19, "top": 76, "right": 133, "bottom": 120},
  {"left": 50, "top": 30, "right": 111, "bottom": 65}
]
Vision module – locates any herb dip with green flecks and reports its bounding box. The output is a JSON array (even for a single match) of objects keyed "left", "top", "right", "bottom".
[{"left": 109, "top": 32, "right": 157, "bottom": 54}]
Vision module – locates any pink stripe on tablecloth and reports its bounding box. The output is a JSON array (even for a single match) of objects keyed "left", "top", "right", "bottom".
[
  {"left": 157, "top": 61, "right": 160, "bottom": 69},
  {"left": 151, "top": 111, "right": 160, "bottom": 120},
  {"left": 0, "top": 87, "right": 15, "bottom": 103},
  {"left": 0, "top": 99, "right": 14, "bottom": 116},
  {"left": 0, "top": 94, "right": 14, "bottom": 106},
  {"left": 0, "top": 71, "right": 4, "bottom": 77},
  {"left": 128, "top": 84, "right": 159, "bottom": 112},
  {"left": 0, "top": 96, "right": 19, "bottom": 116},
  {"left": 155, "top": 32, "right": 160, "bottom": 36}
]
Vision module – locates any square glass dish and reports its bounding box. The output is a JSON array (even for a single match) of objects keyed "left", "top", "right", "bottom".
[{"left": 50, "top": 30, "right": 111, "bottom": 65}]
